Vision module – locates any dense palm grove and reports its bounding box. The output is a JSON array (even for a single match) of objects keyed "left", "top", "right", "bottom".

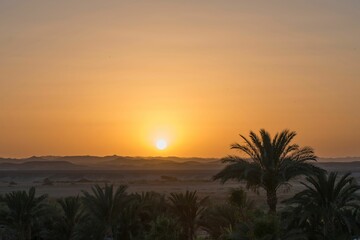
[{"left": 0, "top": 130, "right": 360, "bottom": 240}]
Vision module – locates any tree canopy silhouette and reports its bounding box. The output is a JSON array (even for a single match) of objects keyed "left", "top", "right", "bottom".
[
  {"left": 283, "top": 171, "right": 360, "bottom": 239},
  {"left": 0, "top": 187, "right": 48, "bottom": 240},
  {"left": 213, "top": 129, "right": 322, "bottom": 213},
  {"left": 82, "top": 184, "right": 128, "bottom": 240},
  {"left": 168, "top": 190, "right": 208, "bottom": 240}
]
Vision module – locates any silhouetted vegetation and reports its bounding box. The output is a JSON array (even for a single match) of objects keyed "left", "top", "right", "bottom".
[
  {"left": 213, "top": 129, "right": 323, "bottom": 214},
  {"left": 0, "top": 173, "right": 359, "bottom": 239},
  {"left": 0, "top": 130, "right": 359, "bottom": 239},
  {"left": 282, "top": 171, "right": 360, "bottom": 240}
]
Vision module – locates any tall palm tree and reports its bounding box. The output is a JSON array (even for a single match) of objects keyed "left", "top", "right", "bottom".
[
  {"left": 0, "top": 187, "right": 48, "bottom": 240},
  {"left": 168, "top": 191, "right": 208, "bottom": 240},
  {"left": 213, "top": 129, "right": 322, "bottom": 214},
  {"left": 283, "top": 171, "right": 360, "bottom": 239},
  {"left": 53, "top": 196, "right": 86, "bottom": 240},
  {"left": 82, "top": 184, "right": 128, "bottom": 240}
]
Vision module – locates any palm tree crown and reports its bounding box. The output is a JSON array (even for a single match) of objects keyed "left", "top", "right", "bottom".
[
  {"left": 283, "top": 171, "right": 360, "bottom": 239},
  {"left": 0, "top": 187, "right": 47, "bottom": 240},
  {"left": 213, "top": 129, "right": 322, "bottom": 213},
  {"left": 168, "top": 190, "right": 208, "bottom": 240},
  {"left": 54, "top": 196, "right": 85, "bottom": 240},
  {"left": 82, "top": 184, "right": 128, "bottom": 240}
]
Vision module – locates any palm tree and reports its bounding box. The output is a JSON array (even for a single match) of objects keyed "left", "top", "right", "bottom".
[
  {"left": 213, "top": 129, "right": 322, "bottom": 214},
  {"left": 201, "top": 204, "right": 243, "bottom": 240},
  {"left": 133, "top": 191, "right": 167, "bottom": 225},
  {"left": 82, "top": 184, "right": 128, "bottom": 240},
  {"left": 0, "top": 187, "right": 48, "bottom": 240},
  {"left": 283, "top": 171, "right": 360, "bottom": 239},
  {"left": 116, "top": 192, "right": 170, "bottom": 239},
  {"left": 116, "top": 193, "right": 146, "bottom": 240},
  {"left": 168, "top": 191, "right": 208, "bottom": 240},
  {"left": 146, "top": 215, "right": 181, "bottom": 240},
  {"left": 53, "top": 196, "right": 86, "bottom": 240},
  {"left": 201, "top": 188, "right": 254, "bottom": 240},
  {"left": 228, "top": 188, "right": 255, "bottom": 214}
]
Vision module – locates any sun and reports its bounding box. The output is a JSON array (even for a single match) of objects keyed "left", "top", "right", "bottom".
[{"left": 155, "top": 139, "right": 168, "bottom": 150}]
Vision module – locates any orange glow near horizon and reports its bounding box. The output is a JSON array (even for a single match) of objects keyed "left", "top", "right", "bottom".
[{"left": 0, "top": 1, "right": 360, "bottom": 158}]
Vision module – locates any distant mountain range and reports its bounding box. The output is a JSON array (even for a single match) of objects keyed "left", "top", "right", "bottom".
[
  {"left": 0, "top": 156, "right": 359, "bottom": 171},
  {"left": 0, "top": 156, "right": 220, "bottom": 170}
]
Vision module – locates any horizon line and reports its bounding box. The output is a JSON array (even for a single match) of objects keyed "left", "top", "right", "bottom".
[{"left": 1, "top": 155, "right": 360, "bottom": 160}]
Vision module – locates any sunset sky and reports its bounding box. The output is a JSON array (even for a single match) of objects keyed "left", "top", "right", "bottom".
[{"left": 1, "top": 1, "right": 359, "bottom": 158}]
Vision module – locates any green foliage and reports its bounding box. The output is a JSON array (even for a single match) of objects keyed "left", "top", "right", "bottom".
[
  {"left": 223, "top": 210, "right": 282, "bottom": 240},
  {"left": 228, "top": 188, "right": 255, "bottom": 211},
  {"left": 168, "top": 191, "right": 209, "bottom": 240},
  {"left": 200, "top": 188, "right": 255, "bottom": 240},
  {"left": 0, "top": 167, "right": 359, "bottom": 240},
  {"left": 145, "top": 215, "right": 181, "bottom": 240},
  {"left": 4, "top": 129, "right": 351, "bottom": 240},
  {"left": 52, "top": 196, "right": 86, "bottom": 240},
  {"left": 116, "top": 191, "right": 167, "bottom": 239},
  {"left": 253, "top": 214, "right": 280, "bottom": 239},
  {"left": 201, "top": 204, "right": 241, "bottom": 240},
  {"left": 82, "top": 184, "right": 128, "bottom": 240},
  {"left": 283, "top": 171, "right": 360, "bottom": 240},
  {"left": 0, "top": 187, "right": 48, "bottom": 240}
]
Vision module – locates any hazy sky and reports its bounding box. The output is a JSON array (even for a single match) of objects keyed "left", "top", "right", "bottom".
[{"left": 1, "top": 1, "right": 359, "bottom": 158}]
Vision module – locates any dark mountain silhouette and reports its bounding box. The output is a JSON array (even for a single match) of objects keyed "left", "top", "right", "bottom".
[
  {"left": 0, "top": 161, "right": 85, "bottom": 170},
  {"left": 0, "top": 156, "right": 359, "bottom": 171}
]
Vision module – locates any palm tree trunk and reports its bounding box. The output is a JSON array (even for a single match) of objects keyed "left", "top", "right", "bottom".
[
  {"left": 325, "top": 216, "right": 336, "bottom": 240},
  {"left": 266, "top": 190, "right": 277, "bottom": 214},
  {"left": 185, "top": 223, "right": 195, "bottom": 240},
  {"left": 19, "top": 231, "right": 25, "bottom": 240},
  {"left": 190, "top": 225, "right": 195, "bottom": 240},
  {"left": 27, "top": 229, "right": 31, "bottom": 240},
  {"left": 105, "top": 226, "right": 114, "bottom": 240},
  {"left": 26, "top": 225, "right": 31, "bottom": 240},
  {"left": 18, "top": 225, "right": 26, "bottom": 240}
]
